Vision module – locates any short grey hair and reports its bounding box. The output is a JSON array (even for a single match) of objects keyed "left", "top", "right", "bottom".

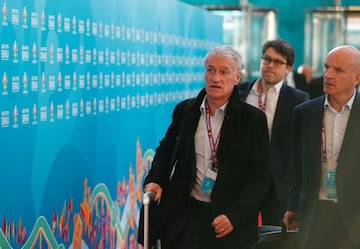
[{"left": 204, "top": 45, "right": 243, "bottom": 71}]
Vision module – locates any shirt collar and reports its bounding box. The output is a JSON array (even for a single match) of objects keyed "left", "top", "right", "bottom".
[
  {"left": 324, "top": 89, "right": 356, "bottom": 112},
  {"left": 273, "top": 80, "right": 284, "bottom": 93},
  {"left": 200, "top": 95, "right": 227, "bottom": 114},
  {"left": 252, "top": 78, "right": 284, "bottom": 94}
]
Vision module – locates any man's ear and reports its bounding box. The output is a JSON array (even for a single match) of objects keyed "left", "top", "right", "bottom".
[
  {"left": 286, "top": 65, "right": 294, "bottom": 74},
  {"left": 235, "top": 71, "right": 241, "bottom": 83},
  {"left": 355, "top": 73, "right": 360, "bottom": 87}
]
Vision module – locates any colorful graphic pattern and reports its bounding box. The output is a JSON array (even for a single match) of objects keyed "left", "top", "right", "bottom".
[{"left": 1, "top": 140, "right": 154, "bottom": 249}]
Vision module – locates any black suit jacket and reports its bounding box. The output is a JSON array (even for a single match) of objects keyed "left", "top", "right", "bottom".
[
  {"left": 238, "top": 81, "right": 309, "bottom": 203},
  {"left": 288, "top": 93, "right": 360, "bottom": 246},
  {"left": 144, "top": 87, "right": 271, "bottom": 248}
]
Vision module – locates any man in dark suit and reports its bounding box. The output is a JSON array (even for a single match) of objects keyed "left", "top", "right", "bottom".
[
  {"left": 284, "top": 45, "right": 360, "bottom": 249},
  {"left": 238, "top": 39, "right": 309, "bottom": 226},
  {"left": 141, "top": 45, "right": 271, "bottom": 249}
]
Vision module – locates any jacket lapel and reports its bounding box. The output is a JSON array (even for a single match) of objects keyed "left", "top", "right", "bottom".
[
  {"left": 337, "top": 92, "right": 360, "bottom": 170},
  {"left": 237, "top": 81, "right": 255, "bottom": 100},
  {"left": 308, "top": 97, "right": 325, "bottom": 179},
  {"left": 271, "top": 84, "right": 289, "bottom": 132}
]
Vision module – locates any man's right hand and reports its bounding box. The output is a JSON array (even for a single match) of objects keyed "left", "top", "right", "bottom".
[
  {"left": 283, "top": 211, "right": 299, "bottom": 231},
  {"left": 144, "top": 182, "right": 163, "bottom": 202}
]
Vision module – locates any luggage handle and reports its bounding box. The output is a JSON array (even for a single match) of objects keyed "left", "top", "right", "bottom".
[{"left": 143, "top": 191, "right": 156, "bottom": 249}]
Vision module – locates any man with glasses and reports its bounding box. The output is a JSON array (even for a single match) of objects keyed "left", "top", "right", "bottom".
[{"left": 238, "top": 39, "right": 309, "bottom": 226}]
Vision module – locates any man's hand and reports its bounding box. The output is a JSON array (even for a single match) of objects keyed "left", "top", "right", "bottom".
[
  {"left": 144, "top": 182, "right": 163, "bottom": 202},
  {"left": 283, "top": 211, "right": 299, "bottom": 231},
  {"left": 212, "top": 214, "right": 234, "bottom": 238}
]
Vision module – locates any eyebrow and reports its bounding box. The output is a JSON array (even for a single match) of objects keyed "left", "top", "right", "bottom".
[
  {"left": 207, "top": 65, "right": 231, "bottom": 70},
  {"left": 263, "top": 55, "right": 285, "bottom": 61}
]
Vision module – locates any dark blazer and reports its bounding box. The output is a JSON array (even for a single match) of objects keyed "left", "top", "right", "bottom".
[
  {"left": 288, "top": 92, "right": 360, "bottom": 246},
  {"left": 238, "top": 81, "right": 309, "bottom": 203},
  {"left": 144, "top": 87, "right": 271, "bottom": 249}
]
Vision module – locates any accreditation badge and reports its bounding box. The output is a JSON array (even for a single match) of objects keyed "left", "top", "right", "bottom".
[
  {"left": 326, "top": 169, "right": 337, "bottom": 199},
  {"left": 200, "top": 163, "right": 218, "bottom": 196}
]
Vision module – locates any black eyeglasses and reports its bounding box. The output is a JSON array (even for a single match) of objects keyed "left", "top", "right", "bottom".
[{"left": 261, "top": 56, "right": 287, "bottom": 68}]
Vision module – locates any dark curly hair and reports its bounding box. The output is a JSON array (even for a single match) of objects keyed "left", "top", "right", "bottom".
[{"left": 262, "top": 39, "right": 295, "bottom": 67}]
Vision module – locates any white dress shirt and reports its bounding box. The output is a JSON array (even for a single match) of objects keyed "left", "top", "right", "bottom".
[
  {"left": 245, "top": 78, "right": 283, "bottom": 139},
  {"left": 319, "top": 90, "right": 355, "bottom": 202},
  {"left": 191, "top": 96, "right": 226, "bottom": 202}
]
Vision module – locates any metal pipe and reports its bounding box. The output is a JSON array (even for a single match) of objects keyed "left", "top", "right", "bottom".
[{"left": 143, "top": 191, "right": 155, "bottom": 249}]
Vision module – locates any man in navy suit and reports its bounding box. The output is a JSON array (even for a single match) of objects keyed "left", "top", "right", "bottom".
[
  {"left": 284, "top": 45, "right": 360, "bottom": 249},
  {"left": 238, "top": 39, "right": 309, "bottom": 226}
]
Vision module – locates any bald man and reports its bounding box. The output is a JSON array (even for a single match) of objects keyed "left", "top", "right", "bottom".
[{"left": 284, "top": 45, "right": 360, "bottom": 249}]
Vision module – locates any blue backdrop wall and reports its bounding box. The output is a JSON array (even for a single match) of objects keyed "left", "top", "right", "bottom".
[{"left": 0, "top": 0, "right": 223, "bottom": 248}]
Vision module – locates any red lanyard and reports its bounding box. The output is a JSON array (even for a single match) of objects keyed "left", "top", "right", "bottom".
[
  {"left": 321, "top": 124, "right": 327, "bottom": 167},
  {"left": 205, "top": 102, "right": 220, "bottom": 168},
  {"left": 257, "top": 82, "right": 267, "bottom": 111}
]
